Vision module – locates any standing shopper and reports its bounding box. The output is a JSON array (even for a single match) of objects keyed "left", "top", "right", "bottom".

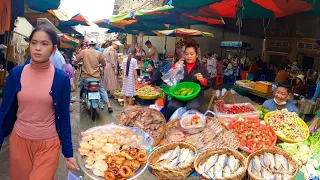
[
  {"left": 0, "top": 25, "right": 79, "bottom": 180},
  {"left": 103, "top": 41, "right": 122, "bottom": 96},
  {"left": 121, "top": 47, "right": 139, "bottom": 106}
]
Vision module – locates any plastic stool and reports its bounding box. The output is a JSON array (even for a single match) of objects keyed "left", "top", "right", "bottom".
[
  {"left": 260, "top": 74, "right": 267, "bottom": 81},
  {"left": 216, "top": 75, "right": 223, "bottom": 86}
]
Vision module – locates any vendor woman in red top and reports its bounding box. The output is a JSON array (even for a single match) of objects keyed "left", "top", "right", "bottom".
[{"left": 165, "top": 44, "right": 211, "bottom": 119}]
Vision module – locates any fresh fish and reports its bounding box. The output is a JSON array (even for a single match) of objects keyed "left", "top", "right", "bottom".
[
  {"left": 164, "top": 157, "right": 179, "bottom": 168},
  {"left": 179, "top": 148, "right": 190, "bottom": 164},
  {"left": 280, "top": 155, "right": 289, "bottom": 171},
  {"left": 261, "top": 167, "right": 273, "bottom": 179},
  {"left": 274, "top": 174, "right": 282, "bottom": 180},
  {"left": 205, "top": 154, "right": 219, "bottom": 172},
  {"left": 215, "top": 165, "right": 223, "bottom": 178},
  {"left": 198, "top": 162, "right": 206, "bottom": 175},
  {"left": 236, "top": 166, "right": 243, "bottom": 174},
  {"left": 249, "top": 162, "right": 259, "bottom": 177},
  {"left": 275, "top": 154, "right": 282, "bottom": 170},
  {"left": 227, "top": 155, "right": 236, "bottom": 172},
  {"left": 184, "top": 151, "right": 194, "bottom": 164},
  {"left": 267, "top": 153, "right": 275, "bottom": 170},
  {"left": 288, "top": 162, "right": 295, "bottom": 174},
  {"left": 207, "top": 166, "right": 215, "bottom": 179},
  {"left": 167, "top": 146, "right": 181, "bottom": 162},
  {"left": 233, "top": 159, "right": 240, "bottom": 172},
  {"left": 260, "top": 155, "right": 266, "bottom": 168},
  {"left": 252, "top": 156, "right": 262, "bottom": 172},
  {"left": 263, "top": 153, "right": 271, "bottom": 168},
  {"left": 156, "top": 150, "right": 173, "bottom": 163},
  {"left": 223, "top": 166, "right": 231, "bottom": 177},
  {"left": 217, "top": 154, "right": 228, "bottom": 167}
]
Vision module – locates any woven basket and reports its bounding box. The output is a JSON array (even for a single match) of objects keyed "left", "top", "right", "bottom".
[
  {"left": 194, "top": 148, "right": 247, "bottom": 180},
  {"left": 148, "top": 142, "right": 197, "bottom": 180},
  {"left": 247, "top": 148, "right": 298, "bottom": 180}
]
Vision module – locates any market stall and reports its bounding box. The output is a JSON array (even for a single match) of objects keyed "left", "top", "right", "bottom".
[{"left": 234, "top": 80, "right": 274, "bottom": 100}]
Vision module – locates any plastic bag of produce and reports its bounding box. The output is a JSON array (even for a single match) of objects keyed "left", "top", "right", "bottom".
[
  {"left": 169, "top": 106, "right": 187, "bottom": 122},
  {"left": 162, "top": 63, "right": 184, "bottom": 87},
  {"left": 179, "top": 110, "right": 206, "bottom": 134}
]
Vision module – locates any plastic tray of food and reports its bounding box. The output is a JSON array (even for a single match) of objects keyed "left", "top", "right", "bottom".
[{"left": 213, "top": 102, "right": 260, "bottom": 124}]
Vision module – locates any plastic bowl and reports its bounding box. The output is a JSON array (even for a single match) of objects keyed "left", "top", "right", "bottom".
[
  {"left": 264, "top": 112, "right": 309, "bottom": 143},
  {"left": 166, "top": 82, "right": 201, "bottom": 101},
  {"left": 228, "top": 118, "right": 277, "bottom": 154}
]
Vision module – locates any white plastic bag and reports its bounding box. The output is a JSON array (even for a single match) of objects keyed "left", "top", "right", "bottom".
[
  {"left": 169, "top": 106, "right": 187, "bottom": 122},
  {"left": 162, "top": 64, "right": 184, "bottom": 87},
  {"left": 179, "top": 110, "right": 206, "bottom": 134}
]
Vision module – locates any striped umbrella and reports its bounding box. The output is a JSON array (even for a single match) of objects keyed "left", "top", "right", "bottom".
[
  {"left": 153, "top": 28, "right": 214, "bottom": 37},
  {"left": 169, "top": 0, "right": 314, "bottom": 18},
  {"left": 59, "top": 34, "right": 79, "bottom": 49}
]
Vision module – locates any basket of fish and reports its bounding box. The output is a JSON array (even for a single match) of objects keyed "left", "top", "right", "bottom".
[
  {"left": 148, "top": 142, "right": 196, "bottom": 180},
  {"left": 194, "top": 147, "right": 247, "bottom": 180},
  {"left": 247, "top": 148, "right": 298, "bottom": 180}
]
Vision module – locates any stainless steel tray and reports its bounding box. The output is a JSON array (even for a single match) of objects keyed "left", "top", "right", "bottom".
[{"left": 77, "top": 152, "right": 147, "bottom": 180}]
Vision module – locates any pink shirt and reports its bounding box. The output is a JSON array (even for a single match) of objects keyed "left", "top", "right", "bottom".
[{"left": 14, "top": 60, "right": 58, "bottom": 141}]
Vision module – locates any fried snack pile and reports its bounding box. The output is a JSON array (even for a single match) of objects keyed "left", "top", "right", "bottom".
[{"left": 79, "top": 127, "right": 148, "bottom": 179}]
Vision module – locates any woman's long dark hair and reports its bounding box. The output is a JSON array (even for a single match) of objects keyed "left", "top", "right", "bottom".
[{"left": 126, "top": 47, "right": 136, "bottom": 76}]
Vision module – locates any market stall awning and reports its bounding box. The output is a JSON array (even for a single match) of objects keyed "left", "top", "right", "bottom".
[
  {"left": 134, "top": 5, "right": 224, "bottom": 25},
  {"left": 59, "top": 34, "right": 79, "bottom": 49},
  {"left": 48, "top": 10, "right": 90, "bottom": 26},
  {"left": 153, "top": 28, "right": 214, "bottom": 37},
  {"left": 25, "top": 0, "right": 60, "bottom": 12},
  {"left": 169, "top": 0, "right": 314, "bottom": 18}
]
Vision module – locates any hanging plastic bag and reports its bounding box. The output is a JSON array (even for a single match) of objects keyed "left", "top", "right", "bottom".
[
  {"left": 169, "top": 106, "right": 187, "bottom": 122},
  {"left": 162, "top": 63, "right": 184, "bottom": 87}
]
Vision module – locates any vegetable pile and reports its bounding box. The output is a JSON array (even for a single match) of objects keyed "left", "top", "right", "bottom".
[
  {"left": 228, "top": 118, "right": 276, "bottom": 152},
  {"left": 216, "top": 101, "right": 255, "bottom": 114},
  {"left": 173, "top": 88, "right": 195, "bottom": 96},
  {"left": 264, "top": 109, "right": 308, "bottom": 141},
  {"left": 256, "top": 106, "right": 270, "bottom": 120}
]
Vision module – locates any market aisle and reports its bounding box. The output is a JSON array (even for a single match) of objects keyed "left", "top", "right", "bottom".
[{"left": 0, "top": 91, "right": 83, "bottom": 180}]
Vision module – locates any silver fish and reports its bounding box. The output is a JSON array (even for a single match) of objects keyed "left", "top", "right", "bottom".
[
  {"left": 198, "top": 162, "right": 206, "bottom": 175},
  {"left": 217, "top": 154, "right": 228, "bottom": 167},
  {"left": 236, "top": 166, "right": 243, "bottom": 174},
  {"left": 223, "top": 166, "right": 231, "bottom": 177},
  {"left": 252, "top": 156, "right": 262, "bottom": 172},
  {"left": 184, "top": 151, "right": 194, "bottom": 164},
  {"left": 260, "top": 154, "right": 266, "bottom": 168},
  {"left": 179, "top": 148, "right": 190, "bottom": 164},
  {"left": 207, "top": 166, "right": 215, "bottom": 179},
  {"left": 233, "top": 159, "right": 240, "bottom": 172},
  {"left": 164, "top": 157, "right": 179, "bottom": 168},
  {"left": 274, "top": 174, "right": 282, "bottom": 180},
  {"left": 156, "top": 150, "right": 174, "bottom": 163},
  {"left": 167, "top": 146, "right": 181, "bottom": 162},
  {"left": 215, "top": 165, "right": 223, "bottom": 178},
  {"left": 227, "top": 155, "right": 236, "bottom": 172},
  {"left": 261, "top": 167, "right": 273, "bottom": 179},
  {"left": 205, "top": 154, "right": 219, "bottom": 172},
  {"left": 288, "top": 162, "right": 295, "bottom": 174},
  {"left": 263, "top": 153, "right": 271, "bottom": 168},
  {"left": 267, "top": 153, "right": 276, "bottom": 170},
  {"left": 275, "top": 154, "right": 282, "bottom": 170},
  {"left": 280, "top": 154, "right": 289, "bottom": 171}
]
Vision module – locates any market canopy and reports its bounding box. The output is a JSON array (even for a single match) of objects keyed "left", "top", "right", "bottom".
[
  {"left": 25, "top": 0, "right": 60, "bottom": 12},
  {"left": 134, "top": 5, "right": 224, "bottom": 25},
  {"left": 168, "top": 0, "right": 314, "bottom": 18},
  {"left": 153, "top": 28, "right": 214, "bottom": 37},
  {"left": 59, "top": 34, "right": 79, "bottom": 49}
]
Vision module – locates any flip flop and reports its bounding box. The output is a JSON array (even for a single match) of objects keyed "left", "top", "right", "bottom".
[{"left": 108, "top": 107, "right": 113, "bottom": 113}]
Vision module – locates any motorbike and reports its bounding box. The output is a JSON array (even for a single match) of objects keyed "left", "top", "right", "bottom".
[{"left": 82, "top": 78, "right": 102, "bottom": 120}]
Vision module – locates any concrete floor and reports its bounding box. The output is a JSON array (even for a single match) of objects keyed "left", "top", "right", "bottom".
[{"left": 0, "top": 88, "right": 256, "bottom": 180}]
